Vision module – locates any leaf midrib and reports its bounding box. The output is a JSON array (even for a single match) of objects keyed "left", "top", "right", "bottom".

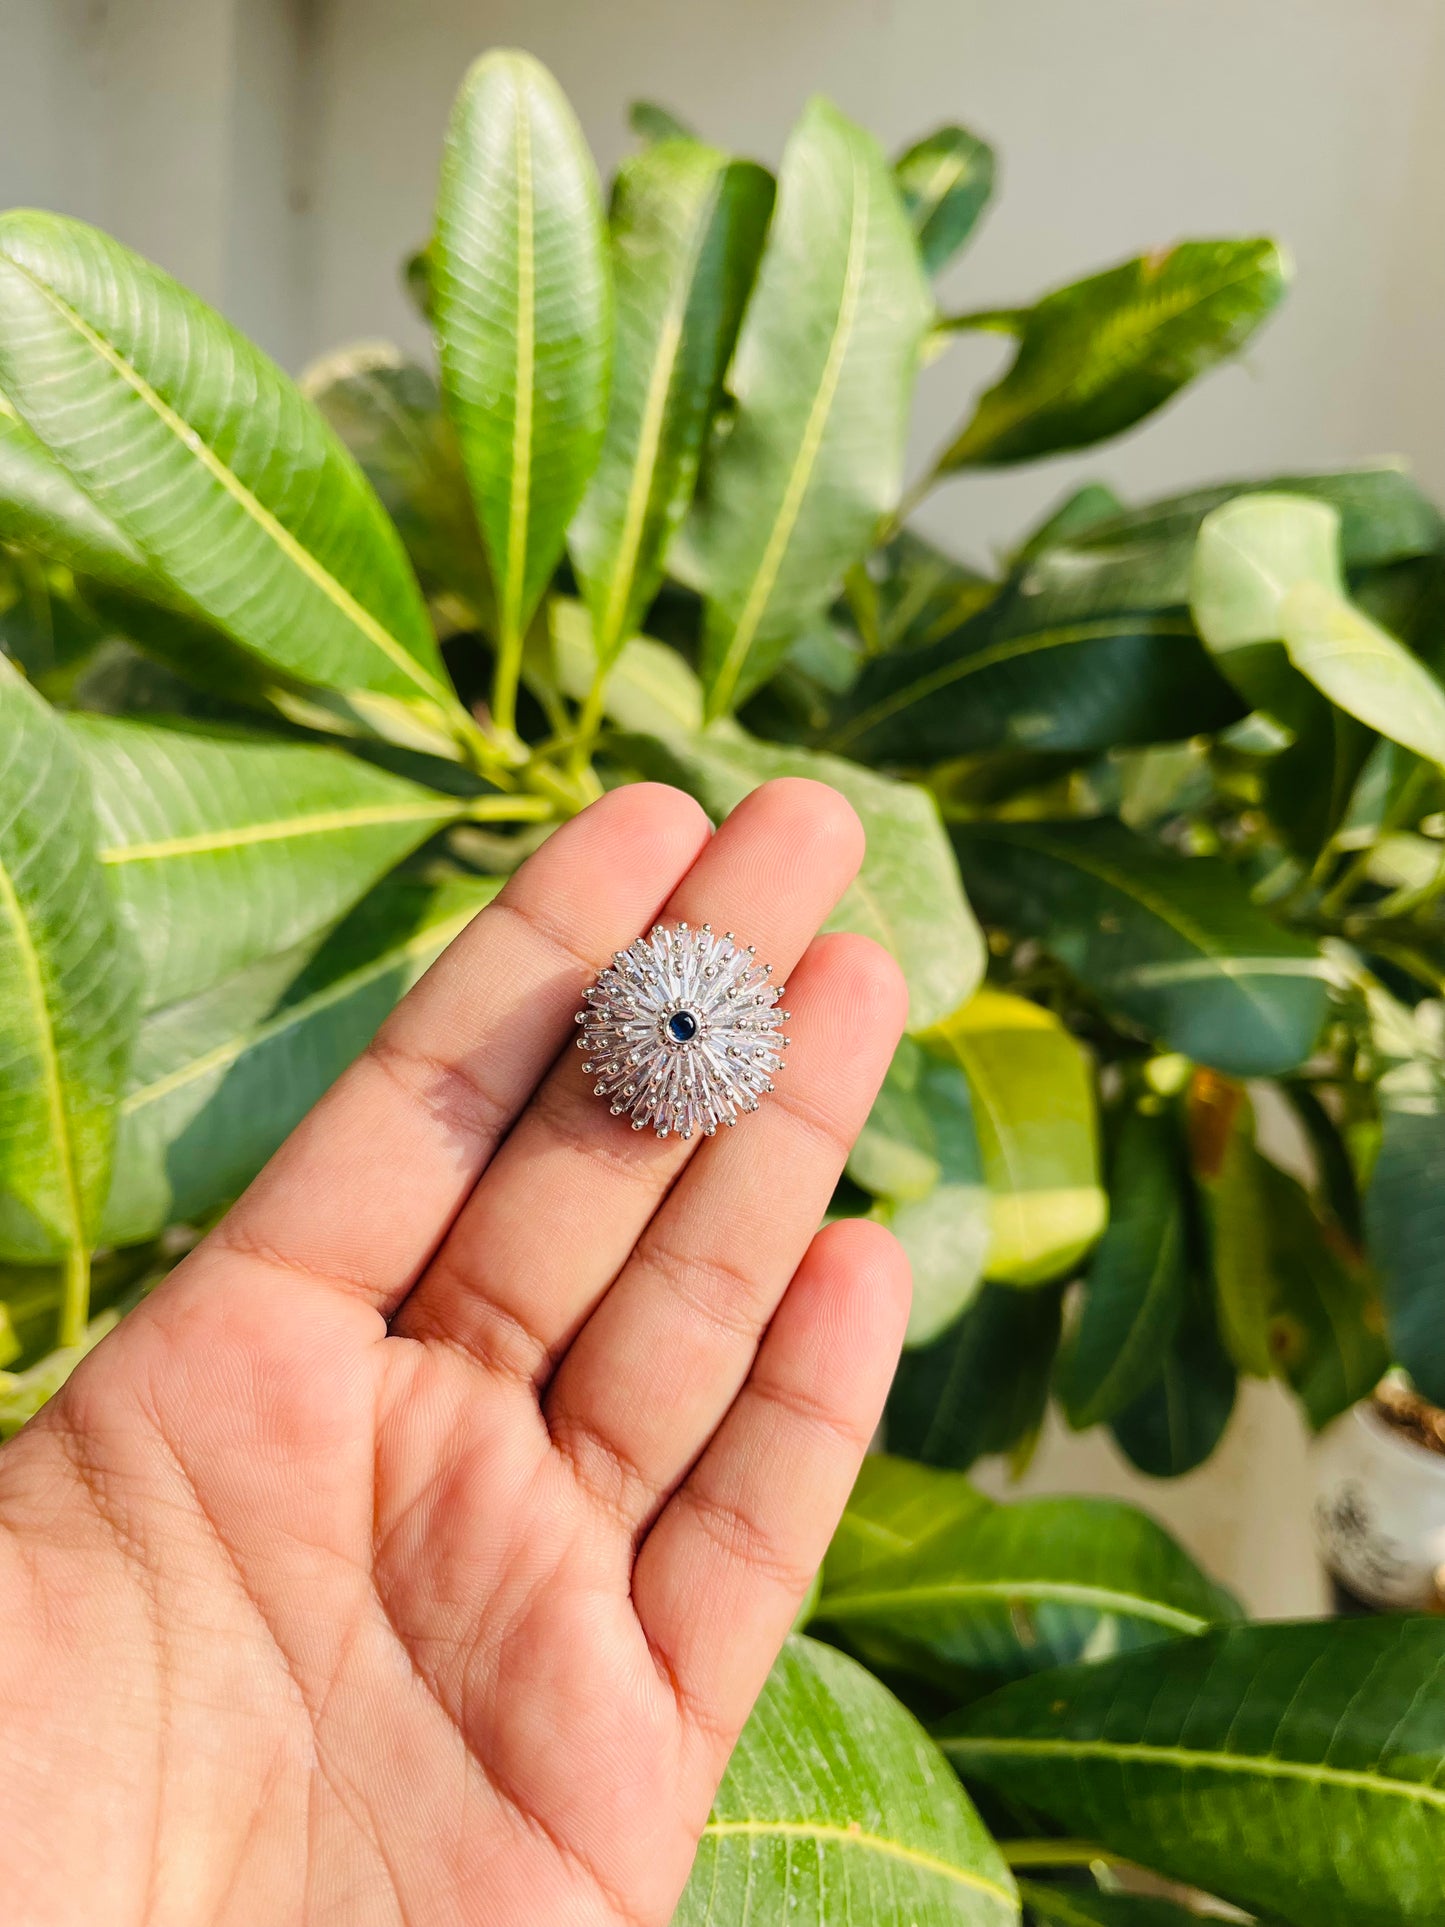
[
  {"left": 503, "top": 84, "right": 536, "bottom": 648},
  {"left": 99, "top": 798, "right": 458, "bottom": 865},
  {"left": 960, "top": 248, "right": 1275, "bottom": 460},
  {"left": 826, "top": 614, "right": 1195, "bottom": 751},
  {"left": 122, "top": 904, "right": 477, "bottom": 1114},
  {"left": 1, "top": 250, "right": 452, "bottom": 711},
  {"left": 700, "top": 1818, "right": 1015, "bottom": 1905},
  {"left": 709, "top": 145, "right": 872, "bottom": 714},
  {"left": 976, "top": 823, "right": 1316, "bottom": 1049},
  {"left": 942, "top": 1730, "right": 1445, "bottom": 1811},
  {"left": 820, "top": 1575, "right": 1208, "bottom": 1634}
]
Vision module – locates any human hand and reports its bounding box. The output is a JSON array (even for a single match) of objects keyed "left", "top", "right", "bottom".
[{"left": 0, "top": 778, "right": 910, "bottom": 1927}]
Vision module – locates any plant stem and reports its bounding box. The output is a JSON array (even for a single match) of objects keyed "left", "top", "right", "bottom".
[
  {"left": 466, "top": 793, "right": 556, "bottom": 824},
  {"left": 996, "top": 1840, "right": 1126, "bottom": 1872},
  {"left": 570, "top": 668, "right": 610, "bottom": 778},
  {"left": 492, "top": 622, "right": 523, "bottom": 739},
  {"left": 58, "top": 1241, "right": 91, "bottom": 1350}
]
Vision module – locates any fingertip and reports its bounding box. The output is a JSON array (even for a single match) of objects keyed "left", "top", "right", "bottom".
[
  {"left": 810, "top": 1215, "right": 913, "bottom": 1339},
  {"left": 808, "top": 932, "right": 909, "bottom": 1049},
  {"left": 730, "top": 777, "right": 866, "bottom": 882},
  {"left": 586, "top": 780, "right": 713, "bottom": 867}
]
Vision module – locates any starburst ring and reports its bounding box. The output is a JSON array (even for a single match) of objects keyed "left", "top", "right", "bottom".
[{"left": 574, "top": 922, "right": 790, "bottom": 1139}]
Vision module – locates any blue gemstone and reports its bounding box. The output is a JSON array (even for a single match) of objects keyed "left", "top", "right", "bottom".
[{"left": 668, "top": 1010, "right": 698, "bottom": 1043}]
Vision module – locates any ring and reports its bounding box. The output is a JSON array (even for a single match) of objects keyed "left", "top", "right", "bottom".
[{"left": 575, "top": 922, "right": 789, "bottom": 1139}]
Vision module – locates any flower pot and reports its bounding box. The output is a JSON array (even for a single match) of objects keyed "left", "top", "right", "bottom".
[{"left": 1313, "top": 1388, "right": 1445, "bottom": 1613}]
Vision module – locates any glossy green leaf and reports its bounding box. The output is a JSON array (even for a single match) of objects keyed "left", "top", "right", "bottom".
[
  {"left": 67, "top": 715, "right": 465, "bottom": 1011},
  {"left": 865, "top": 530, "right": 998, "bottom": 655},
  {"left": 881, "top": 1049, "right": 991, "bottom": 1345},
  {"left": 629, "top": 100, "right": 696, "bottom": 145},
  {"left": 691, "top": 98, "right": 931, "bottom": 716},
  {"left": 302, "top": 342, "right": 495, "bottom": 631},
  {"left": 1011, "top": 483, "right": 1127, "bottom": 565},
  {"left": 571, "top": 140, "right": 772, "bottom": 668},
  {"left": 0, "top": 395, "right": 158, "bottom": 596},
  {"left": 432, "top": 49, "right": 611, "bottom": 720},
  {"left": 1366, "top": 1056, "right": 1445, "bottom": 1406},
  {"left": 1193, "top": 494, "right": 1445, "bottom": 763},
  {"left": 817, "top": 1457, "right": 1236, "bottom": 1698},
  {"left": 924, "top": 989, "right": 1105, "bottom": 1286},
  {"left": 1108, "top": 1267, "right": 1237, "bottom": 1479},
  {"left": 941, "top": 1617, "right": 1445, "bottom": 1927},
  {"left": 1056, "top": 1106, "right": 1190, "bottom": 1429},
  {"left": 888, "top": 1282, "right": 1065, "bottom": 1472},
  {"left": 615, "top": 726, "right": 985, "bottom": 1030},
  {"left": 848, "top": 1036, "right": 944, "bottom": 1201},
  {"left": 954, "top": 819, "right": 1329, "bottom": 1078},
  {"left": 822, "top": 1452, "right": 993, "bottom": 1596},
  {"left": 826, "top": 585, "right": 1240, "bottom": 766},
  {"left": 1017, "top": 1882, "right": 1217, "bottom": 1927},
  {"left": 935, "top": 240, "right": 1287, "bottom": 470},
  {"left": 101, "top": 873, "right": 499, "bottom": 1245},
  {"left": 677, "top": 1636, "right": 1019, "bottom": 1927},
  {"left": 550, "top": 598, "right": 703, "bottom": 737},
  {"left": 894, "top": 126, "right": 996, "bottom": 277},
  {"left": 0, "top": 213, "right": 462, "bottom": 748},
  {"left": 0, "top": 660, "right": 140, "bottom": 1308}
]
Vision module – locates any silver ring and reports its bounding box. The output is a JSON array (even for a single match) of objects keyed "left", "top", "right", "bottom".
[{"left": 574, "top": 922, "right": 790, "bottom": 1139}]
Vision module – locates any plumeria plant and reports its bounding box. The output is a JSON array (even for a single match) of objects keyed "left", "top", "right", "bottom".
[{"left": 3, "top": 46, "right": 1445, "bottom": 1925}]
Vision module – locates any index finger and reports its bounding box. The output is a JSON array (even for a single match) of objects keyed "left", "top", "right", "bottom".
[{"left": 203, "top": 783, "right": 711, "bottom": 1313}]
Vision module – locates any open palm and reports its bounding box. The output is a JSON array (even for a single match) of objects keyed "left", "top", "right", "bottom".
[{"left": 0, "top": 777, "right": 909, "bottom": 1927}]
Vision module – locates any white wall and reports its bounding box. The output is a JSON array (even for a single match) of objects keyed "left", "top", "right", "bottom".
[{"left": 5, "top": 0, "right": 1440, "bottom": 1613}]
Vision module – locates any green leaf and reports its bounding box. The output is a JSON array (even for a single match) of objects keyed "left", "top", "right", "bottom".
[
  {"left": 1108, "top": 1267, "right": 1236, "bottom": 1479},
  {"left": 817, "top": 1457, "right": 1236, "bottom": 1699},
  {"left": 676, "top": 1635, "right": 1019, "bottom": 1927},
  {"left": 0, "top": 213, "right": 462, "bottom": 748},
  {"left": 0, "top": 548, "right": 106, "bottom": 698},
  {"left": 1366, "top": 1057, "right": 1445, "bottom": 1406},
  {"left": 0, "top": 395, "right": 157, "bottom": 596},
  {"left": 1011, "top": 482, "right": 1127, "bottom": 565},
  {"left": 570, "top": 141, "right": 772, "bottom": 669},
  {"left": 550, "top": 599, "right": 704, "bottom": 737},
  {"left": 952, "top": 819, "right": 1330, "bottom": 1078},
  {"left": 883, "top": 1051, "right": 991, "bottom": 1345},
  {"left": 894, "top": 125, "right": 996, "bottom": 277},
  {"left": 1056, "top": 1106, "right": 1190, "bottom": 1429},
  {"left": 302, "top": 342, "right": 495, "bottom": 631},
  {"left": 941, "top": 1617, "right": 1445, "bottom": 1927},
  {"left": 67, "top": 715, "right": 466, "bottom": 1011},
  {"left": 935, "top": 240, "right": 1287, "bottom": 470},
  {"left": 691, "top": 98, "right": 931, "bottom": 716},
  {"left": 823, "top": 1452, "right": 993, "bottom": 1595},
  {"left": 432, "top": 50, "right": 611, "bottom": 727},
  {"left": 101, "top": 873, "right": 499, "bottom": 1246},
  {"left": 615, "top": 725, "right": 985, "bottom": 1030},
  {"left": 924, "top": 989, "right": 1105, "bottom": 1286},
  {"left": 865, "top": 530, "right": 999, "bottom": 655},
  {"left": 0, "top": 661, "right": 140, "bottom": 1336},
  {"left": 826, "top": 584, "right": 1241, "bottom": 766},
  {"left": 629, "top": 100, "right": 697, "bottom": 145},
  {"left": 1192, "top": 494, "right": 1445, "bottom": 763},
  {"left": 848, "top": 1036, "right": 944, "bottom": 1201},
  {"left": 1190, "top": 1087, "right": 1387, "bottom": 1420},
  {"left": 888, "top": 1281, "right": 1065, "bottom": 1472},
  {"left": 1017, "top": 1881, "right": 1219, "bottom": 1927}
]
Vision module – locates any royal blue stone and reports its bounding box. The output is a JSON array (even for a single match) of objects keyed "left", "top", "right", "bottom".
[{"left": 668, "top": 1010, "right": 698, "bottom": 1043}]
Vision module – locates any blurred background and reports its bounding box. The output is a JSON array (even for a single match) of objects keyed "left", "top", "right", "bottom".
[{"left": 8, "top": 0, "right": 1445, "bottom": 1615}]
